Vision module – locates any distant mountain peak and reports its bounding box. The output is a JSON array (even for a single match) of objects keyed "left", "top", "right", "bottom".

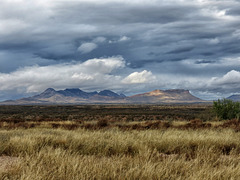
[
  {"left": 38, "top": 88, "right": 125, "bottom": 99},
  {"left": 64, "top": 88, "right": 84, "bottom": 94},
  {"left": 44, "top": 88, "right": 56, "bottom": 92},
  {"left": 98, "top": 90, "right": 122, "bottom": 97},
  {"left": 34, "top": 88, "right": 58, "bottom": 99},
  {"left": 58, "top": 88, "right": 89, "bottom": 98},
  {"left": 148, "top": 89, "right": 164, "bottom": 95},
  {"left": 129, "top": 89, "right": 202, "bottom": 103}
]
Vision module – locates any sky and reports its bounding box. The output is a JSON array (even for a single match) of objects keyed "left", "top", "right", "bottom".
[{"left": 1, "top": 0, "right": 240, "bottom": 101}]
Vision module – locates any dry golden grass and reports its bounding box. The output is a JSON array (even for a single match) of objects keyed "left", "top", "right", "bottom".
[{"left": 0, "top": 128, "right": 240, "bottom": 179}]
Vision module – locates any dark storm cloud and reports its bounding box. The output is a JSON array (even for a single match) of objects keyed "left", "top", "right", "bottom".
[
  {"left": 226, "top": 6, "right": 240, "bottom": 16},
  {"left": 1, "top": 0, "right": 239, "bottom": 64},
  {"left": 53, "top": 2, "right": 196, "bottom": 25},
  {"left": 167, "top": 46, "right": 195, "bottom": 54},
  {"left": 195, "top": 60, "right": 216, "bottom": 64},
  {"left": 1, "top": 0, "right": 240, "bottom": 100}
]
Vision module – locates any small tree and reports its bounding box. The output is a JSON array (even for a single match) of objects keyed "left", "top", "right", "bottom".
[{"left": 213, "top": 99, "right": 240, "bottom": 120}]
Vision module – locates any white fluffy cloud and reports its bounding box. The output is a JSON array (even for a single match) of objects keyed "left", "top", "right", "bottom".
[
  {"left": 0, "top": 56, "right": 125, "bottom": 94},
  {"left": 109, "top": 36, "right": 131, "bottom": 44},
  {"left": 82, "top": 56, "right": 125, "bottom": 74},
  {"left": 172, "top": 70, "right": 240, "bottom": 99},
  {"left": 210, "top": 70, "right": 240, "bottom": 87},
  {"left": 122, "top": 70, "right": 156, "bottom": 84},
  {"left": 77, "top": 42, "right": 98, "bottom": 54},
  {"left": 77, "top": 37, "right": 106, "bottom": 54},
  {"left": 119, "top": 36, "right": 131, "bottom": 42},
  {"left": 93, "top": 37, "right": 106, "bottom": 43},
  {"left": 208, "top": 38, "right": 220, "bottom": 45}
]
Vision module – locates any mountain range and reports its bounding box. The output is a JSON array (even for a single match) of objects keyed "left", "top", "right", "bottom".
[
  {"left": 227, "top": 94, "right": 240, "bottom": 102},
  {"left": 0, "top": 88, "right": 206, "bottom": 105}
]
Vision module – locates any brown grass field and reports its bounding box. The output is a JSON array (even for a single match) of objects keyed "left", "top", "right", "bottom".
[{"left": 0, "top": 105, "right": 240, "bottom": 179}]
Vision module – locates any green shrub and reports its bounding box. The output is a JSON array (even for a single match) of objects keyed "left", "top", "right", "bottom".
[{"left": 213, "top": 99, "right": 240, "bottom": 120}]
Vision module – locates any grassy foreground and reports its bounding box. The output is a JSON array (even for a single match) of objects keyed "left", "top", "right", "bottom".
[{"left": 1, "top": 128, "right": 240, "bottom": 179}]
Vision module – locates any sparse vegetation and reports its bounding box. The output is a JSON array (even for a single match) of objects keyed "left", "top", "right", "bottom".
[
  {"left": 213, "top": 99, "right": 240, "bottom": 120},
  {"left": 0, "top": 105, "right": 214, "bottom": 123}
]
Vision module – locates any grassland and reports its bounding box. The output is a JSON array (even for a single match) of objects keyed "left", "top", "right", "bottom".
[{"left": 0, "top": 105, "right": 240, "bottom": 179}]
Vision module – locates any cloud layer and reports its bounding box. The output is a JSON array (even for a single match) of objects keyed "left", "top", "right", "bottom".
[
  {"left": 0, "top": 56, "right": 155, "bottom": 99},
  {"left": 0, "top": 57, "right": 124, "bottom": 92},
  {"left": 1, "top": 0, "right": 240, "bottom": 100}
]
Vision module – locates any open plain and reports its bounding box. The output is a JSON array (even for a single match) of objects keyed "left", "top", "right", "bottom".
[{"left": 0, "top": 105, "right": 240, "bottom": 179}]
